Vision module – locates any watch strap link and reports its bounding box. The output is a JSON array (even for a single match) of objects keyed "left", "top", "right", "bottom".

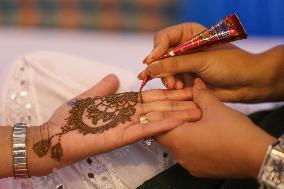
[{"left": 13, "top": 123, "right": 30, "bottom": 178}]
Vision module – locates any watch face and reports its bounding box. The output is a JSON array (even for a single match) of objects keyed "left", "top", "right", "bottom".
[{"left": 262, "top": 149, "right": 284, "bottom": 187}]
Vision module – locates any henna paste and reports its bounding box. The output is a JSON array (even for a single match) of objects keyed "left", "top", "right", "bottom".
[{"left": 33, "top": 92, "right": 141, "bottom": 161}]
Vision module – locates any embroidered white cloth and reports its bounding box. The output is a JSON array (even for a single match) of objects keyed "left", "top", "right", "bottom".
[{"left": 0, "top": 51, "right": 174, "bottom": 189}]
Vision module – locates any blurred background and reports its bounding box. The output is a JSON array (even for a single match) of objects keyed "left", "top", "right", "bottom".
[
  {"left": 0, "top": 0, "right": 283, "bottom": 36},
  {"left": 0, "top": 0, "right": 284, "bottom": 77},
  {"left": 178, "top": 0, "right": 284, "bottom": 36}
]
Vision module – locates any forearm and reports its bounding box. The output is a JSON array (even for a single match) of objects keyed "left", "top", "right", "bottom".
[
  {"left": 246, "top": 129, "right": 276, "bottom": 178},
  {"left": 0, "top": 126, "right": 63, "bottom": 178},
  {"left": 255, "top": 45, "right": 284, "bottom": 101},
  {"left": 0, "top": 127, "right": 13, "bottom": 178}
]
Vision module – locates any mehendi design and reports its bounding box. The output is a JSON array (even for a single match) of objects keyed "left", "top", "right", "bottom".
[{"left": 33, "top": 92, "right": 140, "bottom": 161}]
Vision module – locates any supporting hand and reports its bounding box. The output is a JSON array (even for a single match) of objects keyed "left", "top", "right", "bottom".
[{"left": 156, "top": 79, "right": 276, "bottom": 178}]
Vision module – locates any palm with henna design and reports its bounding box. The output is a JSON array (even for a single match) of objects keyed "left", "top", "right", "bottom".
[{"left": 29, "top": 74, "right": 201, "bottom": 176}]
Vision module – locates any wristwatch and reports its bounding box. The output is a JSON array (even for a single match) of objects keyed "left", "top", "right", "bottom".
[
  {"left": 258, "top": 135, "right": 284, "bottom": 189},
  {"left": 13, "top": 123, "right": 30, "bottom": 178}
]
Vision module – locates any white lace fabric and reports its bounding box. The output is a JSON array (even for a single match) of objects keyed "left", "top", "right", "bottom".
[{"left": 0, "top": 51, "right": 175, "bottom": 189}]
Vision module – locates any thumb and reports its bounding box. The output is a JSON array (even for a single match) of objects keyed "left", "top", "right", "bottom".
[
  {"left": 193, "top": 78, "right": 220, "bottom": 110},
  {"left": 146, "top": 52, "right": 207, "bottom": 78},
  {"left": 79, "top": 74, "right": 119, "bottom": 98}
]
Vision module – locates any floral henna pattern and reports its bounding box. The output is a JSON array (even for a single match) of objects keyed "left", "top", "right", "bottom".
[{"left": 33, "top": 92, "right": 141, "bottom": 161}]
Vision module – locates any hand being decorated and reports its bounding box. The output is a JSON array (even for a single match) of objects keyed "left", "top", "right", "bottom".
[{"left": 27, "top": 74, "right": 201, "bottom": 176}]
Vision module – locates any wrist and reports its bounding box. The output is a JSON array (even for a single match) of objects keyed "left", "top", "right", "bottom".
[
  {"left": 0, "top": 127, "right": 14, "bottom": 178},
  {"left": 246, "top": 131, "right": 276, "bottom": 178},
  {"left": 26, "top": 126, "right": 63, "bottom": 176},
  {"left": 258, "top": 134, "right": 284, "bottom": 188},
  {"left": 251, "top": 45, "right": 284, "bottom": 101}
]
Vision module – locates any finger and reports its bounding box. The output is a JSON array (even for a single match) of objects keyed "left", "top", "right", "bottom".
[
  {"left": 193, "top": 78, "right": 220, "bottom": 110},
  {"left": 144, "top": 25, "right": 184, "bottom": 64},
  {"left": 138, "top": 101, "right": 198, "bottom": 115},
  {"left": 175, "top": 80, "right": 184, "bottom": 90},
  {"left": 141, "top": 88, "right": 193, "bottom": 103},
  {"left": 138, "top": 67, "right": 173, "bottom": 80},
  {"left": 144, "top": 23, "right": 206, "bottom": 64},
  {"left": 161, "top": 76, "right": 176, "bottom": 89},
  {"left": 137, "top": 69, "right": 147, "bottom": 80},
  {"left": 79, "top": 74, "right": 119, "bottom": 98},
  {"left": 146, "top": 52, "right": 206, "bottom": 78},
  {"left": 122, "top": 118, "right": 185, "bottom": 145},
  {"left": 175, "top": 74, "right": 184, "bottom": 89},
  {"left": 145, "top": 109, "right": 202, "bottom": 122}
]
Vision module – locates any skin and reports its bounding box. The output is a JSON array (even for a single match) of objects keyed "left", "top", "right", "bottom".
[
  {"left": 157, "top": 79, "right": 276, "bottom": 178},
  {"left": 138, "top": 23, "right": 284, "bottom": 178},
  {"left": 138, "top": 23, "right": 284, "bottom": 102},
  {"left": 0, "top": 74, "right": 201, "bottom": 178}
]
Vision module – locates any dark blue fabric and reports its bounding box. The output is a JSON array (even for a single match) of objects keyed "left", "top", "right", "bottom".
[{"left": 177, "top": 0, "right": 284, "bottom": 36}]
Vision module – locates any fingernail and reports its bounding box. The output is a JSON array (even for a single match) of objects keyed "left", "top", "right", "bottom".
[
  {"left": 143, "top": 56, "right": 148, "bottom": 64},
  {"left": 195, "top": 79, "right": 206, "bottom": 90},
  {"left": 137, "top": 73, "right": 143, "bottom": 79}
]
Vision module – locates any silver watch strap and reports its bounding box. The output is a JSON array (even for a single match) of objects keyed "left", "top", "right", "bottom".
[
  {"left": 258, "top": 135, "right": 284, "bottom": 189},
  {"left": 13, "top": 123, "right": 30, "bottom": 178}
]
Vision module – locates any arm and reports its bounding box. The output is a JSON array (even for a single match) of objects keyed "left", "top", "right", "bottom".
[
  {"left": 0, "top": 74, "right": 201, "bottom": 178},
  {"left": 256, "top": 45, "right": 284, "bottom": 101},
  {"left": 0, "top": 127, "right": 14, "bottom": 178},
  {"left": 0, "top": 126, "right": 65, "bottom": 178}
]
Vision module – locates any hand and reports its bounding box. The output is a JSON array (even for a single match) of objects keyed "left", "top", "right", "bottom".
[
  {"left": 27, "top": 74, "right": 201, "bottom": 176},
  {"left": 156, "top": 79, "right": 276, "bottom": 178},
  {"left": 138, "top": 23, "right": 284, "bottom": 102}
]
